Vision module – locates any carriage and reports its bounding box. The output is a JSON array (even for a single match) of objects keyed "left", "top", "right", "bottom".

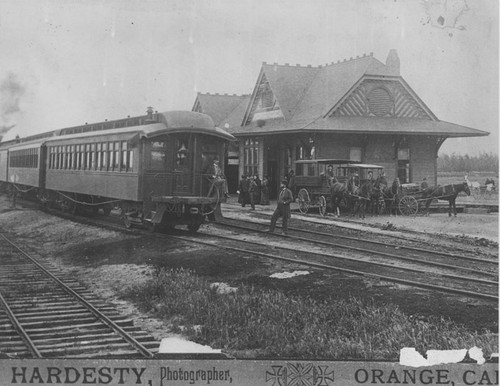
[
  {"left": 396, "top": 183, "right": 425, "bottom": 216},
  {"left": 294, "top": 159, "right": 384, "bottom": 216},
  {"left": 395, "top": 181, "right": 471, "bottom": 216},
  {"left": 468, "top": 180, "right": 497, "bottom": 200}
]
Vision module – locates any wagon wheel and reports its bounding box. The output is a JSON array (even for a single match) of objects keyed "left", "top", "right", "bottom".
[
  {"left": 399, "top": 195, "right": 418, "bottom": 216},
  {"left": 297, "top": 188, "right": 310, "bottom": 214},
  {"left": 318, "top": 195, "right": 327, "bottom": 217}
]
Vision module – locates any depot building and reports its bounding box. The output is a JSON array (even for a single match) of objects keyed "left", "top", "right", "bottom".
[{"left": 192, "top": 50, "right": 489, "bottom": 198}]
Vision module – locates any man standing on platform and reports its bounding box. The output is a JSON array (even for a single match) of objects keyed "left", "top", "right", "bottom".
[{"left": 268, "top": 180, "right": 293, "bottom": 236}]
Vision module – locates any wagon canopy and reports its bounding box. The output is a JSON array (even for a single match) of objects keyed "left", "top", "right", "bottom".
[{"left": 293, "top": 158, "right": 354, "bottom": 165}]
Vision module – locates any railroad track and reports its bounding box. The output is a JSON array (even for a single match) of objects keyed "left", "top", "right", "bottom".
[
  {"left": 34, "top": 200, "right": 498, "bottom": 302},
  {"left": 0, "top": 233, "right": 158, "bottom": 358},
  {"left": 217, "top": 217, "right": 498, "bottom": 274},
  {"left": 167, "top": 225, "right": 498, "bottom": 302},
  {"left": 4, "top": 195, "right": 498, "bottom": 302},
  {"left": 223, "top": 202, "right": 498, "bottom": 257}
]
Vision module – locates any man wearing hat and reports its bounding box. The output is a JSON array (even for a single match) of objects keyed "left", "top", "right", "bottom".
[{"left": 268, "top": 179, "right": 293, "bottom": 236}]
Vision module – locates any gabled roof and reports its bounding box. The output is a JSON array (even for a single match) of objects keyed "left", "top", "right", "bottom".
[
  {"left": 259, "top": 63, "right": 320, "bottom": 120},
  {"left": 291, "top": 55, "right": 384, "bottom": 122},
  {"left": 196, "top": 51, "right": 489, "bottom": 139},
  {"left": 228, "top": 116, "right": 489, "bottom": 138},
  {"left": 192, "top": 93, "right": 250, "bottom": 127}
]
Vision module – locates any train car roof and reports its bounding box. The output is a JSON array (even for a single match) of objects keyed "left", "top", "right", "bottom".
[
  {"left": 1, "top": 110, "right": 235, "bottom": 148},
  {"left": 5, "top": 139, "right": 48, "bottom": 151},
  {"left": 153, "top": 111, "right": 235, "bottom": 141}
]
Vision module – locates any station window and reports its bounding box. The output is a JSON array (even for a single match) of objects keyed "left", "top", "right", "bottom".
[
  {"left": 397, "top": 148, "right": 410, "bottom": 183},
  {"left": 243, "top": 138, "right": 259, "bottom": 177},
  {"left": 349, "top": 147, "right": 362, "bottom": 162}
]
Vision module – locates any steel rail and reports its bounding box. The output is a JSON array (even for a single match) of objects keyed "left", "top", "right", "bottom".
[
  {"left": 161, "top": 232, "right": 498, "bottom": 302},
  {"left": 0, "top": 234, "right": 154, "bottom": 359},
  {"left": 222, "top": 212, "right": 498, "bottom": 265},
  {"left": 224, "top": 202, "right": 497, "bottom": 261},
  {"left": 0, "top": 291, "right": 42, "bottom": 358},
  {"left": 215, "top": 220, "right": 498, "bottom": 280}
]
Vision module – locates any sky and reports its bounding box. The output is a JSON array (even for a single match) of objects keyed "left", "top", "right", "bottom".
[{"left": 0, "top": 0, "right": 498, "bottom": 156}]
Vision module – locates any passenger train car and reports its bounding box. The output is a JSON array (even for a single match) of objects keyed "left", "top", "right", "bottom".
[{"left": 0, "top": 109, "right": 235, "bottom": 232}]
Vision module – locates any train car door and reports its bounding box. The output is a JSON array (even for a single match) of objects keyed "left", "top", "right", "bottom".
[{"left": 173, "top": 134, "right": 193, "bottom": 194}]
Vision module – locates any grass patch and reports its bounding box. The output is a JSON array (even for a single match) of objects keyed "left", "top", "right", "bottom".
[{"left": 121, "top": 268, "right": 498, "bottom": 360}]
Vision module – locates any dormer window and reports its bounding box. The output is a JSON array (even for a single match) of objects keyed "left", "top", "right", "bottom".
[{"left": 256, "top": 81, "right": 277, "bottom": 112}]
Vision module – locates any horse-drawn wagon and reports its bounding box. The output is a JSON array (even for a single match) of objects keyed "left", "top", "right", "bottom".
[
  {"left": 397, "top": 183, "right": 423, "bottom": 216},
  {"left": 396, "top": 181, "right": 471, "bottom": 216},
  {"left": 294, "top": 159, "right": 350, "bottom": 216},
  {"left": 294, "top": 159, "right": 384, "bottom": 216}
]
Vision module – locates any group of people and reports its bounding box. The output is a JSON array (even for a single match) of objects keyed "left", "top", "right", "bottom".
[
  {"left": 238, "top": 173, "right": 292, "bottom": 235},
  {"left": 238, "top": 175, "right": 270, "bottom": 209}
]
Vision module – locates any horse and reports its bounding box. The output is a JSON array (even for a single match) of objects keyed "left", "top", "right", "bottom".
[
  {"left": 351, "top": 179, "right": 374, "bottom": 219},
  {"left": 379, "top": 178, "right": 401, "bottom": 215},
  {"left": 329, "top": 178, "right": 349, "bottom": 217},
  {"left": 421, "top": 181, "right": 471, "bottom": 217}
]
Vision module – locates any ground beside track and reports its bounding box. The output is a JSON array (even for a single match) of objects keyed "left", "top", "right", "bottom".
[{"left": 0, "top": 195, "right": 497, "bottom": 356}]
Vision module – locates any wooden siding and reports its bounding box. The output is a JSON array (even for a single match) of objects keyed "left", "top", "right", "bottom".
[
  {"left": 295, "top": 133, "right": 436, "bottom": 184},
  {"left": 8, "top": 167, "right": 42, "bottom": 188},
  {"left": 408, "top": 136, "right": 437, "bottom": 185},
  {"left": 0, "top": 150, "right": 8, "bottom": 182},
  {"left": 333, "top": 80, "right": 432, "bottom": 119},
  {"left": 45, "top": 170, "right": 141, "bottom": 201}
]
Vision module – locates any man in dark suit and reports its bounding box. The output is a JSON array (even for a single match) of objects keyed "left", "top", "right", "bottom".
[{"left": 268, "top": 180, "right": 293, "bottom": 236}]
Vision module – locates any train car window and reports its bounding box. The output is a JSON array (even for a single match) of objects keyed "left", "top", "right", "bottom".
[
  {"left": 176, "top": 139, "right": 189, "bottom": 167},
  {"left": 78, "top": 145, "right": 83, "bottom": 170},
  {"left": 55, "top": 147, "right": 59, "bottom": 169},
  {"left": 102, "top": 142, "right": 108, "bottom": 170},
  {"left": 76, "top": 145, "right": 81, "bottom": 170},
  {"left": 81, "top": 144, "right": 86, "bottom": 170},
  {"left": 84, "top": 144, "right": 90, "bottom": 170},
  {"left": 113, "top": 142, "right": 120, "bottom": 170},
  {"left": 109, "top": 143, "right": 114, "bottom": 171},
  {"left": 60, "top": 146, "right": 64, "bottom": 169},
  {"left": 128, "top": 150, "right": 134, "bottom": 172},
  {"left": 70, "top": 145, "right": 76, "bottom": 170},
  {"left": 96, "top": 143, "right": 102, "bottom": 170},
  {"left": 150, "top": 141, "right": 167, "bottom": 170},
  {"left": 90, "top": 143, "right": 96, "bottom": 170},
  {"left": 66, "top": 146, "right": 70, "bottom": 169},
  {"left": 121, "top": 141, "right": 127, "bottom": 171}
]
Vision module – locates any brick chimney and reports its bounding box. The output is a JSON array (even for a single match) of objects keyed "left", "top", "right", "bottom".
[{"left": 386, "top": 49, "right": 400, "bottom": 76}]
